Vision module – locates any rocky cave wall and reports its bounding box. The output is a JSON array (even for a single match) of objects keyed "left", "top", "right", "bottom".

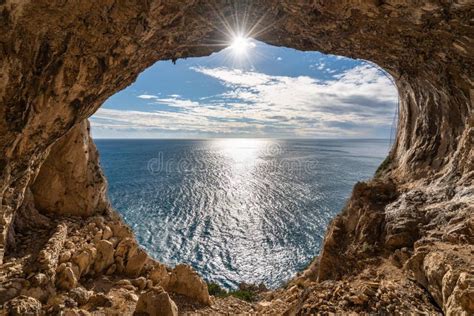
[
  {"left": 0, "top": 0, "right": 473, "bottom": 314},
  {"left": 30, "top": 120, "right": 108, "bottom": 218}
]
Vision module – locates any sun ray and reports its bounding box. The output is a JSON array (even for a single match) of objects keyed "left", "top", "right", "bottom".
[{"left": 182, "top": 2, "right": 282, "bottom": 69}]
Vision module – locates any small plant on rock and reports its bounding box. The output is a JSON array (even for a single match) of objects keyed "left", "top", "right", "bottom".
[{"left": 206, "top": 281, "right": 268, "bottom": 302}]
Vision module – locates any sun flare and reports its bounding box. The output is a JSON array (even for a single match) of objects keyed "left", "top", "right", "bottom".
[{"left": 229, "top": 35, "right": 253, "bottom": 56}]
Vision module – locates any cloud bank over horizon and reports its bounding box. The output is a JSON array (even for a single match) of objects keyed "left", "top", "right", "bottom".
[{"left": 91, "top": 41, "right": 398, "bottom": 139}]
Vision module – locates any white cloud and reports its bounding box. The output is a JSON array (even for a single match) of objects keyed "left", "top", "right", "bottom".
[
  {"left": 92, "top": 65, "right": 397, "bottom": 138},
  {"left": 191, "top": 65, "right": 397, "bottom": 124},
  {"left": 153, "top": 97, "right": 200, "bottom": 109},
  {"left": 137, "top": 94, "right": 159, "bottom": 99}
]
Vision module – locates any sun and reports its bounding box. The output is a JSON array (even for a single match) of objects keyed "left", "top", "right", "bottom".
[{"left": 229, "top": 35, "right": 253, "bottom": 56}]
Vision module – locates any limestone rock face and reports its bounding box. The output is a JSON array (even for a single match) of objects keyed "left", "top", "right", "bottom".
[
  {"left": 30, "top": 120, "right": 108, "bottom": 217},
  {"left": 403, "top": 237, "right": 474, "bottom": 315},
  {"left": 317, "top": 181, "right": 398, "bottom": 281},
  {"left": 0, "top": 0, "right": 472, "bottom": 315},
  {"left": 135, "top": 287, "right": 178, "bottom": 316}
]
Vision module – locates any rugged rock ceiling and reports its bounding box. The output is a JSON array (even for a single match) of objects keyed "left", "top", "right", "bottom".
[{"left": 0, "top": 1, "right": 473, "bottom": 315}]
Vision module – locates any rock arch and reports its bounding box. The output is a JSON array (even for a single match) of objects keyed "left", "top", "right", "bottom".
[{"left": 0, "top": 1, "right": 472, "bottom": 314}]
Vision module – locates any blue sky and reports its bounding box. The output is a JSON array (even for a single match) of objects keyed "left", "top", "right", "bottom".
[{"left": 91, "top": 40, "right": 398, "bottom": 139}]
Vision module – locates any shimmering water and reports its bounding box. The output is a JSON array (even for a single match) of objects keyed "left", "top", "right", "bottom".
[{"left": 95, "top": 138, "right": 389, "bottom": 289}]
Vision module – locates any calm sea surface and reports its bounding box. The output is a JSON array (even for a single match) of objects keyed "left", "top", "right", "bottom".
[{"left": 95, "top": 139, "right": 389, "bottom": 289}]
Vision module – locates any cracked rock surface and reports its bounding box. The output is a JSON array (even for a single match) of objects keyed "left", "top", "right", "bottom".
[{"left": 1, "top": 1, "right": 473, "bottom": 315}]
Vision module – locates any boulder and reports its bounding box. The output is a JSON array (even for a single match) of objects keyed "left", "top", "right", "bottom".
[
  {"left": 115, "top": 238, "right": 135, "bottom": 258},
  {"left": 86, "top": 293, "right": 113, "bottom": 308},
  {"left": 94, "top": 240, "right": 115, "bottom": 273},
  {"left": 125, "top": 248, "right": 148, "bottom": 277},
  {"left": 69, "top": 287, "right": 93, "bottom": 306},
  {"left": 167, "top": 264, "right": 211, "bottom": 305},
  {"left": 3, "top": 295, "right": 42, "bottom": 316},
  {"left": 72, "top": 245, "right": 97, "bottom": 276},
  {"left": 131, "top": 277, "right": 147, "bottom": 290},
  {"left": 102, "top": 226, "right": 113, "bottom": 240},
  {"left": 56, "top": 266, "right": 78, "bottom": 290},
  {"left": 134, "top": 287, "right": 178, "bottom": 316},
  {"left": 149, "top": 263, "right": 170, "bottom": 288}
]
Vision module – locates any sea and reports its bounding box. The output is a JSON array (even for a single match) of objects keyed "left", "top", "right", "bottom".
[{"left": 95, "top": 138, "right": 389, "bottom": 289}]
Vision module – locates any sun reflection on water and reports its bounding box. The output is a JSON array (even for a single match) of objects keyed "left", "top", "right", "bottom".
[
  {"left": 209, "top": 138, "right": 276, "bottom": 221},
  {"left": 211, "top": 138, "right": 269, "bottom": 165}
]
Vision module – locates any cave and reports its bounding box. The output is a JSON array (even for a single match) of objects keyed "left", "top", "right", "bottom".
[{"left": 0, "top": 1, "right": 472, "bottom": 315}]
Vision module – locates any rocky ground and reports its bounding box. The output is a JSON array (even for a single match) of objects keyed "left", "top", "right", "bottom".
[
  {"left": 0, "top": 199, "right": 211, "bottom": 315},
  {"left": 1, "top": 176, "right": 472, "bottom": 315}
]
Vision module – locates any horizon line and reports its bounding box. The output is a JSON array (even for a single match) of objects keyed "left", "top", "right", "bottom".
[{"left": 93, "top": 137, "right": 391, "bottom": 140}]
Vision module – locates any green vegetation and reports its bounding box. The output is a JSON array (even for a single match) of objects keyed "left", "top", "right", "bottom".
[
  {"left": 375, "top": 155, "right": 392, "bottom": 176},
  {"left": 228, "top": 289, "right": 257, "bottom": 302},
  {"left": 207, "top": 282, "right": 266, "bottom": 302},
  {"left": 207, "top": 282, "right": 228, "bottom": 297}
]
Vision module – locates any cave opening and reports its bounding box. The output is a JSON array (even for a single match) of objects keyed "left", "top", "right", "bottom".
[
  {"left": 89, "top": 40, "right": 398, "bottom": 289},
  {"left": 1, "top": 2, "right": 472, "bottom": 314}
]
